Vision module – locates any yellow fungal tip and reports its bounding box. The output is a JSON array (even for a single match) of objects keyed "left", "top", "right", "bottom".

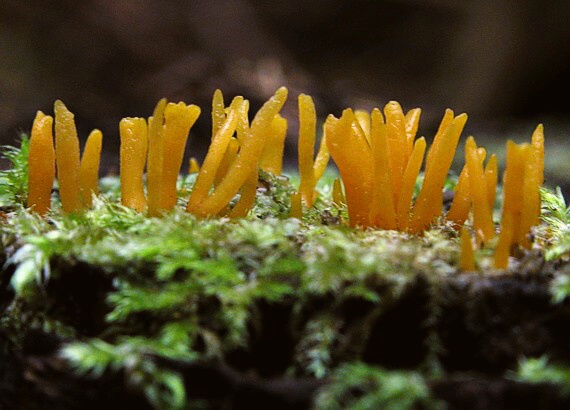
[{"left": 25, "top": 87, "right": 546, "bottom": 270}]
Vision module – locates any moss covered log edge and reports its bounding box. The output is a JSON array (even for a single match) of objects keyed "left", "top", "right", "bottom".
[{"left": 1, "top": 137, "right": 570, "bottom": 409}]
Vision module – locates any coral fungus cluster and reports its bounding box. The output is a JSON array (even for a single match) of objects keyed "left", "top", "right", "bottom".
[{"left": 26, "top": 87, "right": 544, "bottom": 269}]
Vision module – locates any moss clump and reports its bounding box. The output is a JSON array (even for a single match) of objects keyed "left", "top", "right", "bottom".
[
  {"left": 313, "top": 362, "right": 435, "bottom": 409},
  {"left": 515, "top": 356, "right": 570, "bottom": 394},
  {"left": 0, "top": 134, "right": 29, "bottom": 207}
]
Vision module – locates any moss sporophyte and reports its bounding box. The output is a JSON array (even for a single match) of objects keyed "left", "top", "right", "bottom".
[{"left": 2, "top": 87, "right": 570, "bottom": 409}]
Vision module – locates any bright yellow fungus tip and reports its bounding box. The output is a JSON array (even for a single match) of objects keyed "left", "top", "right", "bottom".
[
  {"left": 146, "top": 98, "right": 167, "bottom": 216},
  {"left": 354, "top": 110, "right": 371, "bottom": 143},
  {"left": 496, "top": 132, "right": 541, "bottom": 261},
  {"left": 313, "top": 131, "right": 330, "bottom": 183},
  {"left": 80, "top": 129, "right": 103, "bottom": 209},
  {"left": 211, "top": 89, "right": 225, "bottom": 137},
  {"left": 519, "top": 124, "right": 544, "bottom": 249},
  {"left": 369, "top": 108, "right": 396, "bottom": 230},
  {"left": 326, "top": 109, "right": 373, "bottom": 227},
  {"left": 384, "top": 101, "right": 407, "bottom": 207},
  {"left": 186, "top": 96, "right": 243, "bottom": 215},
  {"left": 298, "top": 94, "right": 317, "bottom": 207},
  {"left": 410, "top": 112, "right": 467, "bottom": 233},
  {"left": 465, "top": 136, "right": 495, "bottom": 244},
  {"left": 296, "top": 94, "right": 331, "bottom": 213},
  {"left": 120, "top": 117, "right": 148, "bottom": 212},
  {"left": 194, "top": 87, "right": 288, "bottom": 218},
  {"left": 404, "top": 108, "right": 421, "bottom": 158},
  {"left": 484, "top": 154, "right": 498, "bottom": 211},
  {"left": 54, "top": 100, "right": 82, "bottom": 213},
  {"left": 160, "top": 102, "right": 200, "bottom": 211},
  {"left": 27, "top": 111, "right": 55, "bottom": 216},
  {"left": 260, "top": 114, "right": 287, "bottom": 175}
]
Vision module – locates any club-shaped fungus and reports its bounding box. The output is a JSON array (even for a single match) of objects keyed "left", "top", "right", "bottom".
[
  {"left": 27, "top": 112, "right": 55, "bottom": 216},
  {"left": 24, "top": 88, "right": 545, "bottom": 270}
]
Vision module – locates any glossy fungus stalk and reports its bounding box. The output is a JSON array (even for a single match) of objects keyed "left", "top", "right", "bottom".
[{"left": 24, "top": 87, "right": 546, "bottom": 271}]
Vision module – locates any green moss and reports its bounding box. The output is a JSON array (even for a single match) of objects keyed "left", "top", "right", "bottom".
[
  {"left": 0, "top": 135, "right": 29, "bottom": 207},
  {"left": 539, "top": 187, "right": 570, "bottom": 261},
  {"left": 61, "top": 338, "right": 188, "bottom": 409},
  {"left": 550, "top": 267, "right": 570, "bottom": 304},
  {"left": 515, "top": 356, "right": 570, "bottom": 394},
  {"left": 314, "top": 362, "right": 438, "bottom": 409}
]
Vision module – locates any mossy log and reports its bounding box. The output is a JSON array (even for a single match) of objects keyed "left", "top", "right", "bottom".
[
  {"left": 2, "top": 140, "right": 570, "bottom": 408},
  {"left": 2, "top": 253, "right": 570, "bottom": 409}
]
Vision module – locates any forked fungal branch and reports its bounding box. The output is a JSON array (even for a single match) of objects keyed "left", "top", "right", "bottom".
[{"left": 26, "top": 88, "right": 544, "bottom": 269}]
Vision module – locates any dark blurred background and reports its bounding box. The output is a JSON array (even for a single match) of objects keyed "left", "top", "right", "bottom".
[{"left": 1, "top": 0, "right": 568, "bottom": 189}]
